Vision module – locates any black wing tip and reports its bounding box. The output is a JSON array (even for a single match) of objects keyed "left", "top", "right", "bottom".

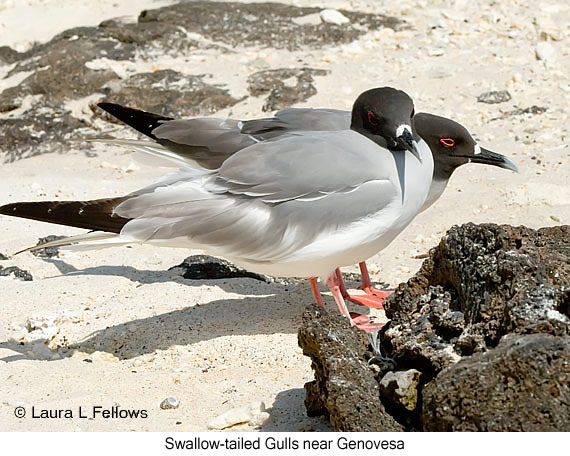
[
  {"left": 97, "top": 101, "right": 135, "bottom": 118},
  {"left": 97, "top": 101, "right": 121, "bottom": 112},
  {"left": 97, "top": 101, "right": 174, "bottom": 139}
]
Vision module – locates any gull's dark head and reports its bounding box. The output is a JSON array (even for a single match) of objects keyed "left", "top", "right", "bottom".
[
  {"left": 350, "top": 87, "right": 421, "bottom": 160},
  {"left": 415, "top": 112, "right": 519, "bottom": 179}
]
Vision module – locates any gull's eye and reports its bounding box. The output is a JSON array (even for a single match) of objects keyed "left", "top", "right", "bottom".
[
  {"left": 440, "top": 138, "right": 455, "bottom": 148},
  {"left": 367, "top": 111, "right": 379, "bottom": 126}
]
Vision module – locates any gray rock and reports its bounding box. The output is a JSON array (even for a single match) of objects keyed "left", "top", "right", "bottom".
[
  {"left": 0, "top": 265, "right": 33, "bottom": 281},
  {"left": 385, "top": 224, "right": 569, "bottom": 375},
  {"left": 160, "top": 397, "right": 180, "bottom": 410},
  {"left": 422, "top": 334, "right": 570, "bottom": 431},
  {"left": 490, "top": 105, "right": 547, "bottom": 121},
  {"left": 169, "top": 255, "right": 267, "bottom": 281},
  {"left": 0, "top": 45, "right": 21, "bottom": 64},
  {"left": 299, "top": 223, "right": 569, "bottom": 431},
  {"left": 102, "top": 70, "right": 242, "bottom": 119},
  {"left": 379, "top": 369, "right": 422, "bottom": 411},
  {"left": 298, "top": 307, "right": 403, "bottom": 432},
  {"left": 32, "top": 235, "right": 67, "bottom": 258},
  {"left": 477, "top": 90, "right": 512, "bottom": 104},
  {"left": 137, "top": 2, "right": 402, "bottom": 51},
  {"left": 247, "top": 67, "right": 329, "bottom": 112}
]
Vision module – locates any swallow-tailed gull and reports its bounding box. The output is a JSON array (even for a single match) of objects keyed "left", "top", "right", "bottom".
[
  {"left": 95, "top": 98, "right": 519, "bottom": 315},
  {"left": 1, "top": 87, "right": 433, "bottom": 331}
]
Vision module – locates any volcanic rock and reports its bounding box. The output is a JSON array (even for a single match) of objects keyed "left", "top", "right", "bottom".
[{"left": 299, "top": 223, "right": 570, "bottom": 431}]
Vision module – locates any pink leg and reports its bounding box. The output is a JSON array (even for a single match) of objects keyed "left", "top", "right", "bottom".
[
  {"left": 358, "top": 261, "right": 394, "bottom": 301},
  {"left": 336, "top": 268, "right": 349, "bottom": 298},
  {"left": 326, "top": 273, "right": 385, "bottom": 332},
  {"left": 359, "top": 261, "right": 374, "bottom": 290},
  {"left": 308, "top": 277, "right": 324, "bottom": 307}
]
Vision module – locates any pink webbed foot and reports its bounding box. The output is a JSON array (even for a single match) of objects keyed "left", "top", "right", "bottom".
[
  {"left": 349, "top": 312, "right": 386, "bottom": 332},
  {"left": 335, "top": 268, "right": 389, "bottom": 310},
  {"left": 360, "top": 286, "right": 393, "bottom": 299},
  {"left": 326, "top": 273, "right": 385, "bottom": 332}
]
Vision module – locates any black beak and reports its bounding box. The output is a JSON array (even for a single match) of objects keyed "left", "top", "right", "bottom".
[
  {"left": 397, "top": 128, "right": 422, "bottom": 162},
  {"left": 470, "top": 147, "right": 519, "bottom": 172}
]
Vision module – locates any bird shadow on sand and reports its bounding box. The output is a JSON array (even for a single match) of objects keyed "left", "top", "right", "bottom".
[
  {"left": 0, "top": 280, "right": 326, "bottom": 363},
  {"left": 41, "top": 258, "right": 297, "bottom": 296},
  {"left": 75, "top": 293, "right": 307, "bottom": 359},
  {"left": 260, "top": 388, "right": 331, "bottom": 432},
  {"left": 0, "top": 258, "right": 365, "bottom": 363}
]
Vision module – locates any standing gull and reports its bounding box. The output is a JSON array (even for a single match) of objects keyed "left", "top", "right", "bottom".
[
  {"left": 96, "top": 99, "right": 518, "bottom": 309},
  {"left": 1, "top": 88, "right": 432, "bottom": 331}
]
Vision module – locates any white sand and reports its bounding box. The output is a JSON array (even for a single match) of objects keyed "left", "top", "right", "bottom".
[
  {"left": 0, "top": 0, "right": 568, "bottom": 431},
  {"left": 0, "top": 0, "right": 176, "bottom": 51}
]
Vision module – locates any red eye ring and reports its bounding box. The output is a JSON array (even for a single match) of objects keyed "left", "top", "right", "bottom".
[
  {"left": 440, "top": 138, "right": 455, "bottom": 147},
  {"left": 367, "top": 111, "right": 379, "bottom": 126}
]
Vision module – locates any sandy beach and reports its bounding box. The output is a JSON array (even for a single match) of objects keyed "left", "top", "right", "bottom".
[{"left": 0, "top": 0, "right": 568, "bottom": 431}]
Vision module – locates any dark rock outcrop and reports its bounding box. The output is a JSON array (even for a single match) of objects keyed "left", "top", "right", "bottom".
[
  {"left": 137, "top": 2, "right": 402, "bottom": 51},
  {"left": 170, "top": 255, "right": 267, "bottom": 281},
  {"left": 0, "top": 265, "right": 33, "bottom": 281},
  {"left": 103, "top": 70, "right": 241, "bottom": 119},
  {"left": 31, "top": 235, "right": 67, "bottom": 258},
  {"left": 247, "top": 68, "right": 329, "bottom": 111},
  {"left": 422, "top": 333, "right": 570, "bottom": 431},
  {"left": 299, "top": 223, "right": 570, "bottom": 431},
  {"left": 477, "top": 90, "right": 512, "bottom": 104},
  {"left": 490, "top": 105, "right": 547, "bottom": 121},
  {"left": 298, "top": 307, "right": 403, "bottom": 431}
]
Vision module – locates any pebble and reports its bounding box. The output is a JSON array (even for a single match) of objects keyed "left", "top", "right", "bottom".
[
  {"left": 8, "top": 326, "right": 28, "bottom": 343},
  {"left": 320, "top": 9, "right": 350, "bottom": 26},
  {"left": 427, "top": 48, "right": 445, "bottom": 57},
  {"left": 477, "top": 90, "right": 512, "bottom": 104},
  {"left": 160, "top": 397, "right": 180, "bottom": 410},
  {"left": 90, "top": 351, "right": 120, "bottom": 363},
  {"left": 535, "top": 41, "right": 554, "bottom": 61},
  {"left": 442, "top": 346, "right": 462, "bottom": 363},
  {"left": 19, "top": 310, "right": 79, "bottom": 343},
  {"left": 207, "top": 401, "right": 266, "bottom": 430},
  {"left": 379, "top": 369, "right": 422, "bottom": 411},
  {"left": 291, "top": 13, "right": 322, "bottom": 26},
  {"left": 249, "top": 411, "right": 270, "bottom": 427}
]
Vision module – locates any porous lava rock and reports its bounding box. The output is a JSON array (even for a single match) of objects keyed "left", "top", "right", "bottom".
[{"left": 299, "top": 224, "right": 570, "bottom": 431}]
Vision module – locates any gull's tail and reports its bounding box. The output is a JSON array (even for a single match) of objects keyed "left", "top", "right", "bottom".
[
  {"left": 0, "top": 197, "right": 133, "bottom": 253},
  {"left": 0, "top": 196, "right": 132, "bottom": 236}
]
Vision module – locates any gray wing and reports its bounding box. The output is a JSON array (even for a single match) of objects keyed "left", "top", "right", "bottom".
[
  {"left": 240, "top": 108, "right": 350, "bottom": 139},
  {"left": 115, "top": 130, "right": 399, "bottom": 263},
  {"left": 149, "top": 108, "right": 351, "bottom": 169},
  {"left": 151, "top": 118, "right": 255, "bottom": 169}
]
